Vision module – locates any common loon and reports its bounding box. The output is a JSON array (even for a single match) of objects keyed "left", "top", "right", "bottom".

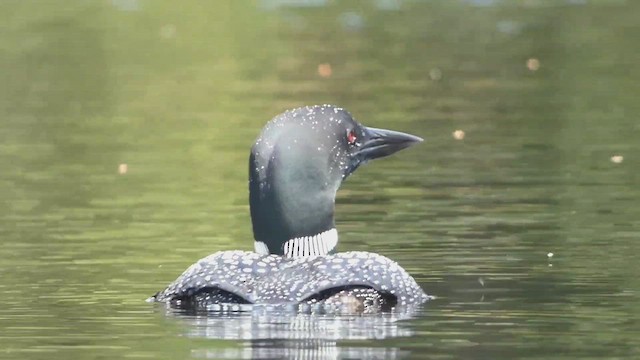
[{"left": 151, "top": 105, "right": 429, "bottom": 313}]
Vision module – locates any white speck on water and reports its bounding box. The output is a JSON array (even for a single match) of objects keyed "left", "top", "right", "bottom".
[
  {"left": 611, "top": 155, "right": 623, "bottom": 163},
  {"left": 547, "top": 252, "right": 554, "bottom": 258}
]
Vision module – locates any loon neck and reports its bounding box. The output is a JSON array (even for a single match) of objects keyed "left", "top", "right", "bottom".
[
  {"left": 254, "top": 228, "right": 338, "bottom": 257},
  {"left": 249, "top": 144, "right": 341, "bottom": 257}
]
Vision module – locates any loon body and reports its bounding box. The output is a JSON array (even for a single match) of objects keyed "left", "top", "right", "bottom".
[{"left": 151, "top": 105, "right": 429, "bottom": 313}]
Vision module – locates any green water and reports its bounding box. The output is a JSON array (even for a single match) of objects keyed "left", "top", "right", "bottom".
[{"left": 1, "top": 1, "right": 639, "bottom": 359}]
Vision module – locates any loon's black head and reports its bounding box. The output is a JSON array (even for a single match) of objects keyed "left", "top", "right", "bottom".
[{"left": 249, "top": 105, "right": 422, "bottom": 257}]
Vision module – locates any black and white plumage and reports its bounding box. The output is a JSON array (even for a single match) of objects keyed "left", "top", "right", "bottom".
[
  {"left": 152, "top": 250, "right": 428, "bottom": 313},
  {"left": 150, "top": 105, "right": 430, "bottom": 312}
]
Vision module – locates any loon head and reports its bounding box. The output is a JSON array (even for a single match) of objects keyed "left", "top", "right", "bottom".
[{"left": 249, "top": 105, "right": 423, "bottom": 257}]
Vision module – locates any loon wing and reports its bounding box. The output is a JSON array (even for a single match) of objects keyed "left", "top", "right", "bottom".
[
  {"left": 152, "top": 250, "right": 277, "bottom": 304},
  {"left": 252, "top": 251, "right": 428, "bottom": 306},
  {"left": 153, "top": 250, "right": 428, "bottom": 307}
]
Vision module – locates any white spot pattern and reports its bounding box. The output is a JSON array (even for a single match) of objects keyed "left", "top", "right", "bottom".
[{"left": 152, "top": 250, "right": 430, "bottom": 309}]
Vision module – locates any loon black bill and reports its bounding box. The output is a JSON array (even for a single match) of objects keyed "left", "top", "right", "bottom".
[{"left": 355, "top": 126, "right": 424, "bottom": 161}]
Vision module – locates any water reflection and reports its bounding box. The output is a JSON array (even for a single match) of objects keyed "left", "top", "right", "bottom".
[
  {"left": 193, "top": 345, "right": 405, "bottom": 360},
  {"left": 162, "top": 305, "right": 422, "bottom": 359}
]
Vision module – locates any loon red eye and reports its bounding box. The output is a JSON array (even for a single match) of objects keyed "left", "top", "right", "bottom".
[{"left": 347, "top": 130, "right": 357, "bottom": 145}]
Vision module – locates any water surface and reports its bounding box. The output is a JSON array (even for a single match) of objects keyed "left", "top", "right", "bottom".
[{"left": 1, "top": 1, "right": 639, "bottom": 359}]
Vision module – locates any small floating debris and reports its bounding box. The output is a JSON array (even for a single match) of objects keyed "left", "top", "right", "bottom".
[
  {"left": 453, "top": 130, "right": 465, "bottom": 140},
  {"left": 160, "top": 24, "right": 177, "bottom": 39},
  {"left": 118, "top": 163, "right": 128, "bottom": 175},
  {"left": 318, "top": 63, "right": 332, "bottom": 78},
  {"left": 526, "top": 58, "right": 540, "bottom": 71},
  {"left": 111, "top": 0, "right": 140, "bottom": 12},
  {"left": 478, "top": 277, "right": 484, "bottom": 287},
  {"left": 547, "top": 252, "right": 554, "bottom": 258},
  {"left": 429, "top": 67, "right": 442, "bottom": 81},
  {"left": 610, "top": 155, "right": 624, "bottom": 164}
]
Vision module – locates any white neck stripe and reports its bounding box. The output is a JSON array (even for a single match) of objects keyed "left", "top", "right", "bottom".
[
  {"left": 254, "top": 241, "right": 269, "bottom": 255},
  {"left": 254, "top": 228, "right": 338, "bottom": 257},
  {"left": 284, "top": 228, "right": 338, "bottom": 258}
]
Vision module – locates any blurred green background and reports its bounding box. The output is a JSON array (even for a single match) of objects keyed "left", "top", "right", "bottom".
[{"left": 1, "top": 0, "right": 639, "bottom": 359}]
